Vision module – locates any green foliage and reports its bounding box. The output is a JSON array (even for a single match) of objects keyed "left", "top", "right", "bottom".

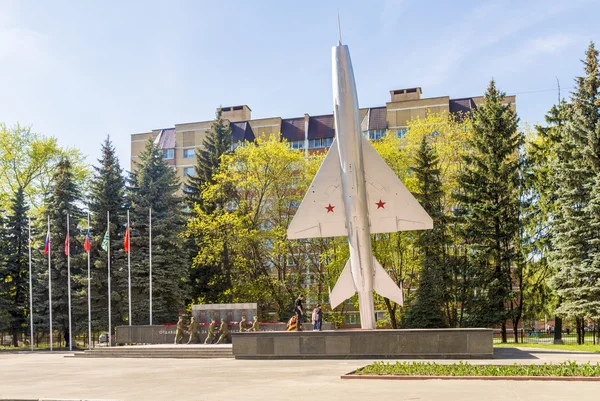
[
  {"left": 185, "top": 109, "right": 232, "bottom": 208},
  {"left": 369, "top": 132, "right": 418, "bottom": 328},
  {"left": 521, "top": 118, "right": 564, "bottom": 325},
  {"left": 356, "top": 361, "right": 600, "bottom": 377},
  {"left": 401, "top": 113, "right": 473, "bottom": 328},
  {"left": 31, "top": 158, "right": 86, "bottom": 345},
  {"left": 494, "top": 343, "right": 600, "bottom": 352},
  {"left": 550, "top": 42, "right": 600, "bottom": 333},
  {"left": 88, "top": 136, "right": 128, "bottom": 329},
  {"left": 128, "top": 139, "right": 189, "bottom": 324},
  {"left": 186, "top": 135, "right": 331, "bottom": 316},
  {"left": 403, "top": 138, "right": 448, "bottom": 328},
  {"left": 0, "top": 123, "right": 89, "bottom": 210},
  {"left": 185, "top": 109, "right": 234, "bottom": 303},
  {"left": 455, "top": 80, "right": 523, "bottom": 341},
  {"left": 0, "top": 187, "right": 30, "bottom": 345}
]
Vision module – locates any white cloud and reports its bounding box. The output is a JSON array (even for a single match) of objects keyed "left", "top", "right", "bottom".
[
  {"left": 526, "top": 35, "right": 577, "bottom": 55},
  {"left": 397, "top": 0, "right": 591, "bottom": 87},
  {"left": 380, "top": 0, "right": 408, "bottom": 33},
  {"left": 0, "top": 2, "right": 57, "bottom": 76}
]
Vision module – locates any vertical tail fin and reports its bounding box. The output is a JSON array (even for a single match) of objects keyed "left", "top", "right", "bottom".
[
  {"left": 328, "top": 259, "right": 355, "bottom": 309},
  {"left": 372, "top": 256, "right": 404, "bottom": 305}
]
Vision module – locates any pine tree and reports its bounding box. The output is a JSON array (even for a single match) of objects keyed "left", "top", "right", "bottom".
[
  {"left": 403, "top": 137, "right": 448, "bottom": 328},
  {"left": 185, "top": 108, "right": 232, "bottom": 208},
  {"left": 456, "top": 80, "right": 523, "bottom": 342},
  {"left": 185, "top": 109, "right": 233, "bottom": 303},
  {"left": 0, "top": 187, "right": 29, "bottom": 346},
  {"left": 128, "top": 139, "right": 189, "bottom": 324},
  {"left": 0, "top": 210, "right": 7, "bottom": 339},
  {"left": 88, "top": 136, "right": 127, "bottom": 332},
  {"left": 526, "top": 101, "right": 569, "bottom": 341},
  {"left": 551, "top": 42, "right": 600, "bottom": 342},
  {"left": 36, "top": 158, "right": 85, "bottom": 347}
]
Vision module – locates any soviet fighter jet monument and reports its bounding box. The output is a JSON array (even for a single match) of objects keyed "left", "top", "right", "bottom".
[{"left": 287, "top": 38, "right": 433, "bottom": 329}]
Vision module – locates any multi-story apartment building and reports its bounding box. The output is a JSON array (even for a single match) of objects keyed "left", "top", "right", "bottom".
[{"left": 130, "top": 87, "right": 516, "bottom": 180}]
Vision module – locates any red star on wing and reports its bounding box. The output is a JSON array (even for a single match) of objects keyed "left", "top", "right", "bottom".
[
  {"left": 325, "top": 203, "right": 335, "bottom": 213},
  {"left": 376, "top": 199, "right": 386, "bottom": 209}
]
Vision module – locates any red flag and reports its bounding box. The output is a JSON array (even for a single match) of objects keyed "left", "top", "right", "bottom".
[
  {"left": 64, "top": 233, "right": 69, "bottom": 256},
  {"left": 84, "top": 231, "right": 91, "bottom": 252},
  {"left": 124, "top": 226, "right": 130, "bottom": 253}
]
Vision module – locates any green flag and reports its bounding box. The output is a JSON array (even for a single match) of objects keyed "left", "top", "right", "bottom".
[{"left": 101, "top": 230, "right": 109, "bottom": 251}]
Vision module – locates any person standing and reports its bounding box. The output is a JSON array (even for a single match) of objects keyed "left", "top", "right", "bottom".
[
  {"left": 239, "top": 316, "right": 247, "bottom": 332},
  {"left": 187, "top": 316, "right": 200, "bottom": 344},
  {"left": 250, "top": 316, "right": 260, "bottom": 332},
  {"left": 204, "top": 319, "right": 217, "bottom": 344},
  {"left": 294, "top": 294, "right": 304, "bottom": 331},
  {"left": 216, "top": 318, "right": 230, "bottom": 344},
  {"left": 174, "top": 316, "right": 185, "bottom": 345},
  {"left": 312, "top": 304, "right": 323, "bottom": 331}
]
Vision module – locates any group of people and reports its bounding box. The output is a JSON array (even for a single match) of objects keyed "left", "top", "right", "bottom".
[
  {"left": 174, "top": 295, "right": 323, "bottom": 343},
  {"left": 174, "top": 315, "right": 260, "bottom": 345},
  {"left": 292, "top": 294, "right": 323, "bottom": 331}
]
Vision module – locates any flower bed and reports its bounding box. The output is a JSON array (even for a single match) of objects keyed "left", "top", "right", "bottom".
[{"left": 344, "top": 361, "right": 600, "bottom": 381}]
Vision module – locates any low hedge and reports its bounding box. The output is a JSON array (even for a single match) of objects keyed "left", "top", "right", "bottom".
[{"left": 355, "top": 361, "right": 600, "bottom": 377}]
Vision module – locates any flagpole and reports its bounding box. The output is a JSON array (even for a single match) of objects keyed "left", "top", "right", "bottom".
[
  {"left": 67, "top": 213, "right": 72, "bottom": 351},
  {"left": 127, "top": 209, "right": 131, "bottom": 326},
  {"left": 28, "top": 217, "right": 33, "bottom": 351},
  {"left": 48, "top": 215, "right": 52, "bottom": 352},
  {"left": 107, "top": 210, "right": 111, "bottom": 347},
  {"left": 87, "top": 212, "right": 91, "bottom": 350},
  {"left": 149, "top": 207, "right": 152, "bottom": 326}
]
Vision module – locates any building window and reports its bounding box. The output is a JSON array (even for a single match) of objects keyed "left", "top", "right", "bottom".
[
  {"left": 308, "top": 137, "right": 333, "bottom": 149},
  {"left": 363, "top": 129, "right": 386, "bottom": 140},
  {"left": 183, "top": 167, "right": 195, "bottom": 177},
  {"left": 286, "top": 255, "right": 296, "bottom": 267},
  {"left": 163, "top": 149, "right": 174, "bottom": 159},
  {"left": 183, "top": 149, "right": 195, "bottom": 159},
  {"left": 290, "top": 140, "right": 305, "bottom": 150},
  {"left": 396, "top": 129, "right": 407, "bottom": 138}
]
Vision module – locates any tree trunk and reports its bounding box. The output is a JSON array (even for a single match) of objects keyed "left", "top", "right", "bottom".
[
  {"left": 12, "top": 328, "right": 19, "bottom": 347},
  {"left": 384, "top": 298, "right": 398, "bottom": 329},
  {"left": 501, "top": 320, "right": 507, "bottom": 343},
  {"left": 553, "top": 316, "right": 562, "bottom": 344},
  {"left": 576, "top": 317, "right": 584, "bottom": 345},
  {"left": 512, "top": 318, "right": 521, "bottom": 343}
]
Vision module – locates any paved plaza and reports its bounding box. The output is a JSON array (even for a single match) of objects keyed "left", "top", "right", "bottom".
[{"left": 1, "top": 347, "right": 600, "bottom": 401}]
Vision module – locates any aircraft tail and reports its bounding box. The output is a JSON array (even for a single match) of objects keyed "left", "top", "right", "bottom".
[
  {"left": 328, "top": 256, "right": 403, "bottom": 309},
  {"left": 329, "top": 259, "right": 355, "bottom": 309},
  {"left": 372, "top": 256, "right": 404, "bottom": 306}
]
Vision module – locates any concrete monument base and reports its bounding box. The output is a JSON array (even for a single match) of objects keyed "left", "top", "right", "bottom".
[{"left": 232, "top": 328, "right": 493, "bottom": 359}]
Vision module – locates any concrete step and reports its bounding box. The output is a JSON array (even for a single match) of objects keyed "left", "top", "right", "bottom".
[
  {"left": 69, "top": 345, "right": 233, "bottom": 359},
  {"left": 73, "top": 353, "right": 233, "bottom": 358}
]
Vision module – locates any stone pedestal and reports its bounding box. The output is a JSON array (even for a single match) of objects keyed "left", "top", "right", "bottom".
[{"left": 232, "top": 328, "right": 493, "bottom": 359}]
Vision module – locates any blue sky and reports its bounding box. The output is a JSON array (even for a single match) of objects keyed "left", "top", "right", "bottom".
[{"left": 0, "top": 0, "right": 598, "bottom": 170}]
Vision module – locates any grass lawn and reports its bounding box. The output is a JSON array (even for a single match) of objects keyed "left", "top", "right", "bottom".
[
  {"left": 355, "top": 361, "right": 600, "bottom": 377},
  {"left": 494, "top": 342, "right": 600, "bottom": 353}
]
